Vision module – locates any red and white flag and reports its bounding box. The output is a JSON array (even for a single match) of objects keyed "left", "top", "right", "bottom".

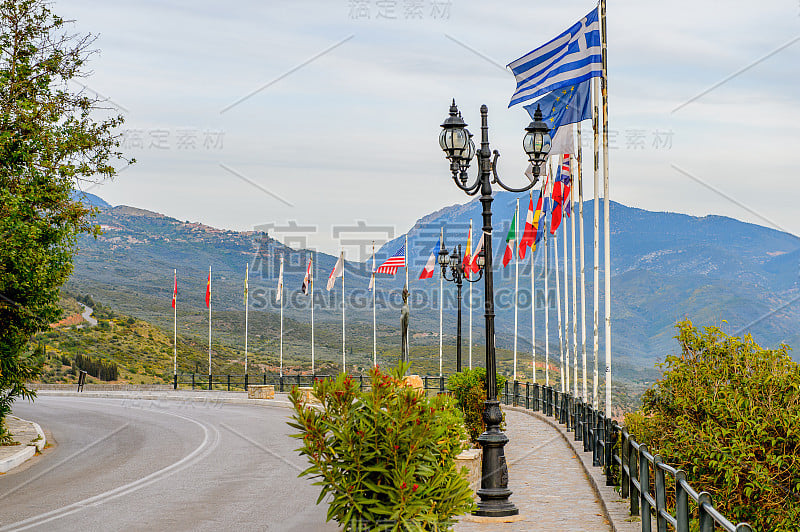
[
  {"left": 172, "top": 271, "right": 177, "bottom": 309},
  {"left": 463, "top": 224, "right": 473, "bottom": 278},
  {"left": 519, "top": 194, "right": 535, "bottom": 259},
  {"left": 419, "top": 237, "right": 440, "bottom": 280},
  {"left": 302, "top": 257, "right": 313, "bottom": 295},
  {"left": 327, "top": 253, "right": 344, "bottom": 291},
  {"left": 470, "top": 232, "right": 485, "bottom": 274}
]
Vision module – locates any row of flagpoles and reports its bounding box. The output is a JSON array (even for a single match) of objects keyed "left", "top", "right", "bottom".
[{"left": 167, "top": 2, "right": 613, "bottom": 412}]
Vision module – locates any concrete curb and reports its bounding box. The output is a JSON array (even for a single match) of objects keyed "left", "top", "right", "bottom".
[
  {"left": 506, "top": 406, "right": 639, "bottom": 532},
  {"left": 0, "top": 417, "right": 47, "bottom": 474},
  {"left": 34, "top": 390, "right": 296, "bottom": 411}
]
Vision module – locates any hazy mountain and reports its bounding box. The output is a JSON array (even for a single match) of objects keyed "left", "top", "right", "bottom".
[{"left": 68, "top": 191, "right": 800, "bottom": 369}]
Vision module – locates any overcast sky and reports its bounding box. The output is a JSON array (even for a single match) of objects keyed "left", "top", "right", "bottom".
[{"left": 63, "top": 0, "right": 800, "bottom": 256}]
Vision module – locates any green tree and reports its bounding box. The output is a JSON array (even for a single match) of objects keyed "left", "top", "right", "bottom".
[
  {"left": 0, "top": 0, "right": 129, "bottom": 430},
  {"left": 625, "top": 320, "right": 800, "bottom": 531}
]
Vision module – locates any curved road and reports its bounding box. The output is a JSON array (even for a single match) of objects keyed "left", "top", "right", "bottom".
[{"left": 1, "top": 396, "right": 337, "bottom": 531}]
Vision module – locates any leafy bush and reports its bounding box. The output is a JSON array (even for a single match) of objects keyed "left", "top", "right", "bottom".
[
  {"left": 446, "top": 368, "right": 506, "bottom": 443},
  {"left": 625, "top": 320, "right": 800, "bottom": 531},
  {"left": 288, "top": 363, "right": 474, "bottom": 531}
]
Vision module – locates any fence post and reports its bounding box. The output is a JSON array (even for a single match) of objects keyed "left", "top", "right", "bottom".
[
  {"left": 280, "top": 375, "right": 284, "bottom": 393},
  {"left": 209, "top": 373, "right": 213, "bottom": 391},
  {"left": 630, "top": 441, "right": 640, "bottom": 517},
  {"left": 653, "top": 455, "right": 667, "bottom": 532},
  {"left": 525, "top": 382, "right": 530, "bottom": 409},
  {"left": 227, "top": 374, "right": 231, "bottom": 391},
  {"left": 424, "top": 376, "right": 428, "bottom": 392},
  {"left": 605, "top": 420, "right": 615, "bottom": 485},
  {"left": 621, "top": 429, "right": 630, "bottom": 499},
  {"left": 297, "top": 374, "right": 301, "bottom": 388},
  {"left": 440, "top": 376, "right": 444, "bottom": 393},
  {"left": 244, "top": 374, "right": 248, "bottom": 391},
  {"left": 640, "top": 444, "right": 652, "bottom": 532},
  {"left": 698, "top": 493, "right": 714, "bottom": 532},
  {"left": 192, "top": 372, "right": 195, "bottom": 390},
  {"left": 583, "top": 403, "right": 591, "bottom": 452},
  {"left": 593, "top": 411, "right": 602, "bottom": 467},
  {"left": 174, "top": 373, "right": 178, "bottom": 390},
  {"left": 675, "top": 471, "right": 689, "bottom": 532}
]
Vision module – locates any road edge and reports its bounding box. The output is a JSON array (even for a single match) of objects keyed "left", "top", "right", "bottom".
[{"left": 0, "top": 417, "right": 47, "bottom": 474}]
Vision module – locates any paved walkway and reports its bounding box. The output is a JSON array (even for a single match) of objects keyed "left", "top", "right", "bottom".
[{"left": 455, "top": 409, "right": 612, "bottom": 532}]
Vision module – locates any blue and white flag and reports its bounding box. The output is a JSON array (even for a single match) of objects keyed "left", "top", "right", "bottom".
[
  {"left": 507, "top": 8, "right": 601, "bottom": 107},
  {"left": 524, "top": 79, "right": 591, "bottom": 155}
]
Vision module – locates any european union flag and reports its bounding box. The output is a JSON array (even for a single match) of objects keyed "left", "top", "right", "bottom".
[{"left": 524, "top": 79, "right": 591, "bottom": 140}]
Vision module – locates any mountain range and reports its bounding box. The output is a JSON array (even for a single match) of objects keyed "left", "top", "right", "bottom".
[{"left": 65, "top": 190, "right": 800, "bottom": 374}]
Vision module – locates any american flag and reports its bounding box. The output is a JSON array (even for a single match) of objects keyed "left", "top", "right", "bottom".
[{"left": 376, "top": 243, "right": 406, "bottom": 275}]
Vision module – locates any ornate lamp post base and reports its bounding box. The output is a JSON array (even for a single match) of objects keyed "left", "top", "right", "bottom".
[{"left": 473, "top": 399, "right": 519, "bottom": 517}]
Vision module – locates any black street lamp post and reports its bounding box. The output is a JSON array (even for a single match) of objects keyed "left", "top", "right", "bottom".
[
  {"left": 439, "top": 100, "right": 550, "bottom": 517},
  {"left": 438, "top": 243, "right": 483, "bottom": 373}
]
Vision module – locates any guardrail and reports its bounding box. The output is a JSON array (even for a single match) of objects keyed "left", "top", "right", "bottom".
[
  {"left": 174, "top": 373, "right": 448, "bottom": 394},
  {"left": 500, "top": 380, "right": 753, "bottom": 532}
]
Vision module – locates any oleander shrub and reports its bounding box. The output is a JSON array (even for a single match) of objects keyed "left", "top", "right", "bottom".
[
  {"left": 625, "top": 320, "right": 800, "bottom": 531},
  {"left": 288, "top": 363, "right": 474, "bottom": 531},
  {"left": 446, "top": 368, "right": 506, "bottom": 443}
]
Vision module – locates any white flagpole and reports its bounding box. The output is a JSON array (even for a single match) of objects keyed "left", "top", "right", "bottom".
[
  {"left": 342, "top": 251, "right": 346, "bottom": 373},
  {"left": 577, "top": 123, "right": 588, "bottom": 402},
  {"left": 439, "top": 227, "right": 444, "bottom": 378},
  {"left": 208, "top": 265, "right": 212, "bottom": 379},
  {"left": 372, "top": 243, "right": 376, "bottom": 368},
  {"left": 562, "top": 196, "right": 570, "bottom": 394},
  {"left": 173, "top": 269, "right": 177, "bottom": 383},
  {"left": 530, "top": 190, "right": 537, "bottom": 384},
  {"left": 468, "top": 219, "right": 473, "bottom": 370},
  {"left": 312, "top": 254, "right": 315, "bottom": 375},
  {"left": 601, "top": 0, "right": 612, "bottom": 416},
  {"left": 513, "top": 198, "right": 519, "bottom": 381},
  {"left": 245, "top": 262, "right": 249, "bottom": 375},
  {"left": 570, "top": 179, "right": 578, "bottom": 398},
  {"left": 280, "top": 256, "right": 284, "bottom": 378},
  {"left": 544, "top": 160, "right": 551, "bottom": 387},
  {"left": 405, "top": 234, "right": 410, "bottom": 367},
  {"left": 592, "top": 76, "right": 601, "bottom": 409},
  {"left": 553, "top": 208, "right": 565, "bottom": 394}
]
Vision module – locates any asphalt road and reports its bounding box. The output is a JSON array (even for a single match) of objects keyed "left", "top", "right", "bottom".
[{"left": 1, "top": 396, "right": 337, "bottom": 532}]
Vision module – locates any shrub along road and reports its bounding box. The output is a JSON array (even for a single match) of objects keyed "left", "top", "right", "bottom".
[{"left": 0, "top": 396, "right": 337, "bottom": 531}]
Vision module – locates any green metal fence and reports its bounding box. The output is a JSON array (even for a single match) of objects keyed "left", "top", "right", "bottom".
[{"left": 501, "top": 380, "right": 753, "bottom": 532}]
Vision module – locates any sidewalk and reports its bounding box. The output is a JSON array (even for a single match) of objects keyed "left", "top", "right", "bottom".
[
  {"left": 0, "top": 416, "right": 46, "bottom": 473},
  {"left": 455, "top": 409, "right": 614, "bottom": 532},
  {"left": 34, "top": 388, "right": 295, "bottom": 410}
]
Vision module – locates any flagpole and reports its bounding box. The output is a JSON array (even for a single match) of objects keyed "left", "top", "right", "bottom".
[
  {"left": 173, "top": 268, "right": 177, "bottom": 388},
  {"left": 372, "top": 243, "right": 376, "bottom": 368},
  {"left": 513, "top": 198, "right": 519, "bottom": 381},
  {"left": 544, "top": 161, "right": 551, "bottom": 387},
  {"left": 530, "top": 191, "right": 536, "bottom": 384},
  {"left": 439, "top": 227, "right": 444, "bottom": 378},
  {"left": 562, "top": 195, "right": 570, "bottom": 394},
  {"left": 208, "top": 265, "right": 212, "bottom": 381},
  {"left": 312, "top": 254, "right": 315, "bottom": 375},
  {"left": 405, "top": 234, "right": 410, "bottom": 368},
  {"left": 245, "top": 263, "right": 249, "bottom": 376},
  {"left": 280, "top": 255, "right": 284, "bottom": 378},
  {"left": 469, "top": 219, "right": 473, "bottom": 370},
  {"left": 342, "top": 251, "right": 346, "bottom": 373},
  {"left": 570, "top": 180, "right": 578, "bottom": 397},
  {"left": 592, "top": 76, "right": 601, "bottom": 410},
  {"left": 601, "top": 0, "right": 612, "bottom": 416},
  {"left": 553, "top": 208, "right": 565, "bottom": 394},
  {"left": 577, "top": 124, "right": 588, "bottom": 401}
]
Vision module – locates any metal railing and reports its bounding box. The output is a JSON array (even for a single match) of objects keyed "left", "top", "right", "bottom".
[
  {"left": 500, "top": 380, "right": 753, "bottom": 532},
  {"left": 174, "top": 372, "right": 448, "bottom": 394}
]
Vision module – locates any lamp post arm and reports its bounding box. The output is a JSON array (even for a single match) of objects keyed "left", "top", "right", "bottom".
[
  {"left": 491, "top": 150, "right": 539, "bottom": 193},
  {"left": 451, "top": 169, "right": 482, "bottom": 195}
]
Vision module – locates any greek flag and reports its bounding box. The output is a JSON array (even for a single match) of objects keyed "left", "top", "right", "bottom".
[{"left": 507, "top": 7, "right": 602, "bottom": 107}]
